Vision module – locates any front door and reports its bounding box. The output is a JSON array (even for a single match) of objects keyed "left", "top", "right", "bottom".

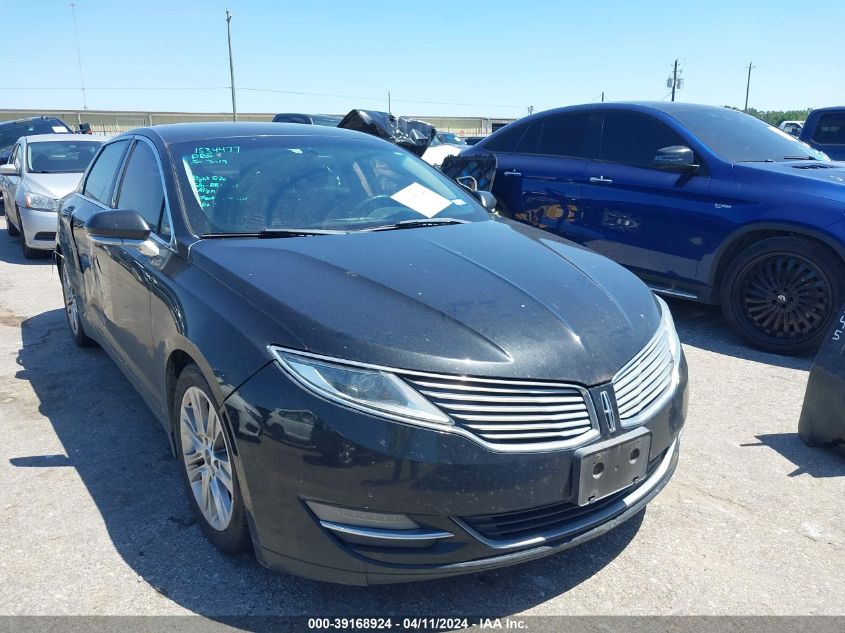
[{"left": 578, "top": 111, "right": 717, "bottom": 289}]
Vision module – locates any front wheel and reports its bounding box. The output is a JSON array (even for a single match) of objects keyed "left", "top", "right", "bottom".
[
  {"left": 174, "top": 365, "right": 250, "bottom": 553},
  {"left": 720, "top": 236, "right": 844, "bottom": 355},
  {"left": 6, "top": 212, "right": 20, "bottom": 237}
]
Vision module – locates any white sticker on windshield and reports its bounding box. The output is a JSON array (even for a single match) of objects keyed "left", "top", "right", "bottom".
[
  {"left": 390, "top": 182, "right": 451, "bottom": 218},
  {"left": 52, "top": 126, "right": 68, "bottom": 133}
]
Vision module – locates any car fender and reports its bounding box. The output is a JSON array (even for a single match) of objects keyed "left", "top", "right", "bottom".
[{"left": 705, "top": 220, "right": 845, "bottom": 290}]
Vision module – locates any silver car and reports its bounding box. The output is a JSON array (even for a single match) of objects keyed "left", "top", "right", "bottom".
[{"left": 0, "top": 133, "right": 103, "bottom": 258}]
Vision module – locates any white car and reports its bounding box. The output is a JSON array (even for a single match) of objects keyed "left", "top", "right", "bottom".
[
  {"left": 422, "top": 132, "right": 469, "bottom": 168},
  {"left": 779, "top": 120, "right": 804, "bottom": 137},
  {"left": 0, "top": 134, "right": 103, "bottom": 258}
]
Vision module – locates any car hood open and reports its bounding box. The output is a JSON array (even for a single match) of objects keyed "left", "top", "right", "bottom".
[{"left": 189, "top": 220, "right": 661, "bottom": 385}]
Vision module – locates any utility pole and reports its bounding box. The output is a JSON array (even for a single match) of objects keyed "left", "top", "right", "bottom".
[
  {"left": 226, "top": 9, "right": 237, "bottom": 122},
  {"left": 388, "top": 91, "right": 391, "bottom": 114},
  {"left": 69, "top": 3, "right": 87, "bottom": 110},
  {"left": 601, "top": 91, "right": 605, "bottom": 102},
  {"left": 744, "top": 61, "right": 754, "bottom": 112},
  {"left": 671, "top": 59, "right": 678, "bottom": 102}
]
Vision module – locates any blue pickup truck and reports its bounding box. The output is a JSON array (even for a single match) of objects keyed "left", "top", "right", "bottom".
[{"left": 800, "top": 107, "right": 845, "bottom": 160}]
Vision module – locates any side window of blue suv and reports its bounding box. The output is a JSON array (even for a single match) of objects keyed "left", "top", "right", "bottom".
[{"left": 600, "top": 112, "right": 688, "bottom": 169}]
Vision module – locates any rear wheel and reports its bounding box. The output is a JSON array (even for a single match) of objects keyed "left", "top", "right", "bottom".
[
  {"left": 174, "top": 365, "right": 250, "bottom": 553},
  {"left": 59, "top": 259, "right": 94, "bottom": 347},
  {"left": 720, "top": 236, "right": 844, "bottom": 354}
]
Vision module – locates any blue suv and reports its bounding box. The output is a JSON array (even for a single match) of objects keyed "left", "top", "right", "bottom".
[{"left": 461, "top": 102, "right": 845, "bottom": 354}]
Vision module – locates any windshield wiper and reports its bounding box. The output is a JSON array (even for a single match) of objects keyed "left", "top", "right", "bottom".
[
  {"left": 364, "top": 218, "right": 469, "bottom": 232},
  {"left": 199, "top": 228, "right": 343, "bottom": 239},
  {"left": 783, "top": 155, "right": 817, "bottom": 161},
  {"left": 258, "top": 228, "right": 344, "bottom": 238}
]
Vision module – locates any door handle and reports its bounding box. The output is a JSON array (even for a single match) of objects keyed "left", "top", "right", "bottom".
[
  {"left": 589, "top": 176, "right": 613, "bottom": 184},
  {"left": 503, "top": 170, "right": 522, "bottom": 177}
]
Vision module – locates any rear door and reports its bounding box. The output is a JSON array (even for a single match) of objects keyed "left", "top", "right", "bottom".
[
  {"left": 578, "top": 110, "right": 717, "bottom": 287},
  {"left": 510, "top": 112, "right": 593, "bottom": 233},
  {"left": 487, "top": 113, "right": 593, "bottom": 229},
  {"left": 69, "top": 139, "right": 132, "bottom": 338}
]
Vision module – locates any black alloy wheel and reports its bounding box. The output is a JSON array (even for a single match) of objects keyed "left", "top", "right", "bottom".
[{"left": 721, "top": 236, "right": 844, "bottom": 354}]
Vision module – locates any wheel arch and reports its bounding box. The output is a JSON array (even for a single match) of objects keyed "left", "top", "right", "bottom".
[{"left": 708, "top": 222, "right": 845, "bottom": 300}]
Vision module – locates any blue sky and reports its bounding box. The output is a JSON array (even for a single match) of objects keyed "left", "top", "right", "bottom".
[{"left": 4, "top": 0, "right": 844, "bottom": 117}]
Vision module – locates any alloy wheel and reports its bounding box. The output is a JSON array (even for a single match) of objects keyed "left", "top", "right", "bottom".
[
  {"left": 61, "top": 263, "right": 79, "bottom": 336},
  {"left": 179, "top": 386, "right": 235, "bottom": 531},
  {"left": 739, "top": 253, "right": 833, "bottom": 343}
]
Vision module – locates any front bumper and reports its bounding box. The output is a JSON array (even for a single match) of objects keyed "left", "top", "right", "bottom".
[
  {"left": 223, "top": 353, "right": 688, "bottom": 585},
  {"left": 19, "top": 207, "right": 58, "bottom": 250}
]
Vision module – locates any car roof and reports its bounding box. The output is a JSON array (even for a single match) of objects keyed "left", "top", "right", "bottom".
[
  {"left": 808, "top": 106, "right": 845, "bottom": 115},
  {"left": 0, "top": 116, "right": 68, "bottom": 128},
  {"left": 22, "top": 133, "right": 101, "bottom": 143},
  {"left": 130, "top": 122, "right": 364, "bottom": 144},
  {"left": 512, "top": 101, "right": 731, "bottom": 124}
]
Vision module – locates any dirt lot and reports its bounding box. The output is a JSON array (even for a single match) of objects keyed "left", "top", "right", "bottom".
[{"left": 0, "top": 214, "right": 843, "bottom": 619}]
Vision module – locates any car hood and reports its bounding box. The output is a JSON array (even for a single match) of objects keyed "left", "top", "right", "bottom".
[
  {"left": 733, "top": 161, "right": 845, "bottom": 202},
  {"left": 23, "top": 172, "right": 83, "bottom": 200},
  {"left": 189, "top": 220, "right": 661, "bottom": 385}
]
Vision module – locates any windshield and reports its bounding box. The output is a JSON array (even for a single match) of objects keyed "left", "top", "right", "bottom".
[
  {"left": 26, "top": 140, "right": 102, "bottom": 173},
  {"left": 173, "top": 135, "right": 489, "bottom": 235},
  {"left": 669, "top": 108, "right": 828, "bottom": 162},
  {"left": 436, "top": 133, "right": 466, "bottom": 146},
  {"left": 0, "top": 119, "right": 71, "bottom": 149}
]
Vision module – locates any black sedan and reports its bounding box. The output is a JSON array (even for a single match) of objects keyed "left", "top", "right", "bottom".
[{"left": 56, "top": 123, "right": 688, "bottom": 585}]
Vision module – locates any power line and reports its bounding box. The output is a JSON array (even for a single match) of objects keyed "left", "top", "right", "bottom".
[{"left": 69, "top": 3, "right": 87, "bottom": 110}]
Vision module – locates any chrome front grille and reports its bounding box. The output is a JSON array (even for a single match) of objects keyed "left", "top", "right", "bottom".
[
  {"left": 401, "top": 373, "right": 596, "bottom": 450},
  {"left": 612, "top": 327, "right": 674, "bottom": 423}
]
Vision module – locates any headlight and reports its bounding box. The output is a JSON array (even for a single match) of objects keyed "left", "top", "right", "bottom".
[
  {"left": 656, "top": 295, "right": 682, "bottom": 366},
  {"left": 23, "top": 191, "right": 59, "bottom": 212},
  {"left": 270, "top": 348, "right": 452, "bottom": 426}
]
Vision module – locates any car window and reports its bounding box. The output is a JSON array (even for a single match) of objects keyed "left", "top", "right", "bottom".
[
  {"left": 116, "top": 141, "right": 166, "bottom": 234},
  {"left": 83, "top": 140, "right": 130, "bottom": 205},
  {"left": 484, "top": 122, "right": 529, "bottom": 152},
  {"left": 173, "top": 135, "right": 489, "bottom": 235},
  {"left": 600, "top": 112, "right": 689, "bottom": 168},
  {"left": 812, "top": 113, "right": 845, "bottom": 145},
  {"left": 26, "top": 141, "right": 102, "bottom": 174},
  {"left": 10, "top": 144, "right": 20, "bottom": 170},
  {"left": 535, "top": 113, "right": 591, "bottom": 157}
]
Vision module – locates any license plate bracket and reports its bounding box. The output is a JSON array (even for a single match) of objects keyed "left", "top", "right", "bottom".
[{"left": 573, "top": 427, "right": 652, "bottom": 507}]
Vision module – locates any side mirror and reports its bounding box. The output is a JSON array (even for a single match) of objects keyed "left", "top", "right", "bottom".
[
  {"left": 0, "top": 163, "right": 19, "bottom": 176},
  {"left": 84, "top": 209, "right": 151, "bottom": 241},
  {"left": 470, "top": 189, "right": 497, "bottom": 211},
  {"left": 653, "top": 145, "right": 698, "bottom": 172}
]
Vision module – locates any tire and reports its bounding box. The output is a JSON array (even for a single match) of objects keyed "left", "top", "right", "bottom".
[
  {"left": 18, "top": 215, "right": 44, "bottom": 259},
  {"left": 720, "top": 236, "right": 844, "bottom": 354},
  {"left": 6, "top": 213, "right": 20, "bottom": 237},
  {"left": 173, "top": 365, "right": 250, "bottom": 554},
  {"left": 59, "top": 258, "right": 95, "bottom": 347}
]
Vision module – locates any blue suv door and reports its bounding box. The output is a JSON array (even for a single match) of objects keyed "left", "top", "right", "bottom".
[
  {"left": 487, "top": 113, "right": 592, "bottom": 230},
  {"left": 577, "top": 110, "right": 719, "bottom": 294}
]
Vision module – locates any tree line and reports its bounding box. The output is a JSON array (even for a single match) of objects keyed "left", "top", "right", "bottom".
[{"left": 725, "top": 106, "right": 811, "bottom": 126}]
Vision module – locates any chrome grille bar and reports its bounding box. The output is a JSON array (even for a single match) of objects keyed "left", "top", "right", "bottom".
[
  {"left": 401, "top": 373, "right": 596, "bottom": 450},
  {"left": 612, "top": 325, "right": 674, "bottom": 423}
]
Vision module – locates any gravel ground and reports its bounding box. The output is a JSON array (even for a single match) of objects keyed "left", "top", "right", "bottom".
[{"left": 0, "top": 214, "right": 842, "bottom": 620}]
